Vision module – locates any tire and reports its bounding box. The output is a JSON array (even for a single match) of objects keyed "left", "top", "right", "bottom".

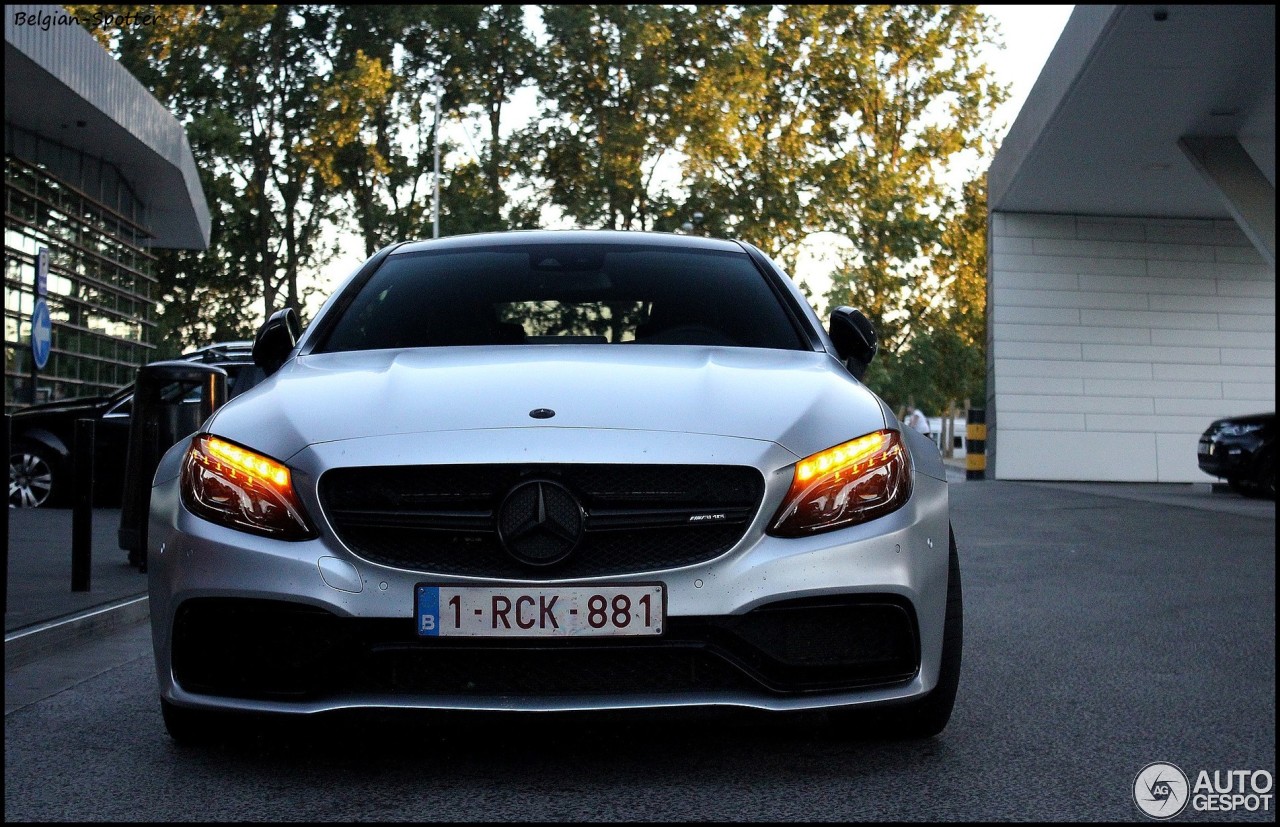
[
  {"left": 829, "top": 525, "right": 963, "bottom": 739},
  {"left": 8, "top": 441, "right": 60, "bottom": 508},
  {"left": 1250, "top": 450, "right": 1275, "bottom": 500}
]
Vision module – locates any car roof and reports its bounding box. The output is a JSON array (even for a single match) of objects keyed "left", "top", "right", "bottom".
[{"left": 389, "top": 229, "right": 745, "bottom": 258}]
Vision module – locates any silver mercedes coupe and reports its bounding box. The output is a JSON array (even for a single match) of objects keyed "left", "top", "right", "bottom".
[{"left": 146, "top": 230, "right": 961, "bottom": 742}]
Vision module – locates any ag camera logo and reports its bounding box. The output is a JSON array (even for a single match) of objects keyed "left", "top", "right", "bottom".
[
  {"left": 1134, "top": 762, "right": 1189, "bottom": 819},
  {"left": 1134, "top": 762, "right": 1275, "bottom": 819}
]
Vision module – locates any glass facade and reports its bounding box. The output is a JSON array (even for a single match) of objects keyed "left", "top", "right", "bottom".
[{"left": 4, "top": 152, "right": 157, "bottom": 412}]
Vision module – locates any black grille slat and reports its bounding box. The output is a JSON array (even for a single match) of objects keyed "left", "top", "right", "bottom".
[
  {"left": 319, "top": 464, "right": 764, "bottom": 577},
  {"left": 327, "top": 508, "right": 493, "bottom": 531}
]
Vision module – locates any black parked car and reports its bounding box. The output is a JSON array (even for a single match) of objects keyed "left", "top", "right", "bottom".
[
  {"left": 1197, "top": 412, "right": 1275, "bottom": 499},
  {"left": 8, "top": 342, "right": 263, "bottom": 508}
]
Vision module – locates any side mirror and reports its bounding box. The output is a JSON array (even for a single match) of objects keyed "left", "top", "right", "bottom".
[
  {"left": 829, "top": 306, "right": 877, "bottom": 381},
  {"left": 253, "top": 307, "right": 301, "bottom": 376}
]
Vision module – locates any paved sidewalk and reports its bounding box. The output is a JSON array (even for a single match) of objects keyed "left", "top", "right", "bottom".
[{"left": 4, "top": 508, "right": 149, "bottom": 666}]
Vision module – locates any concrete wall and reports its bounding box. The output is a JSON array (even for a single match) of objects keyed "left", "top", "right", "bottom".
[{"left": 987, "top": 212, "right": 1275, "bottom": 482}]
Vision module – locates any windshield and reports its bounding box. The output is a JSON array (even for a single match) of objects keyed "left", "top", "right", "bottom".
[{"left": 317, "top": 243, "right": 807, "bottom": 352}]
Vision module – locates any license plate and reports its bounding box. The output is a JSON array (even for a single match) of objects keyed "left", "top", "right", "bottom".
[{"left": 415, "top": 584, "right": 665, "bottom": 638}]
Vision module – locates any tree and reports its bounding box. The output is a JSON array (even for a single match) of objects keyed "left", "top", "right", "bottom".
[
  {"left": 442, "top": 4, "right": 539, "bottom": 231},
  {"left": 854, "top": 176, "right": 989, "bottom": 422},
  {"left": 927, "top": 175, "right": 989, "bottom": 410},
  {"left": 67, "top": 2, "right": 1004, "bottom": 373},
  {"left": 328, "top": 5, "right": 540, "bottom": 251},
  {"left": 68, "top": 5, "right": 260, "bottom": 353},
  {"left": 524, "top": 5, "right": 699, "bottom": 230},
  {"left": 818, "top": 5, "right": 1005, "bottom": 353},
  {"left": 678, "top": 5, "right": 832, "bottom": 263},
  {"left": 70, "top": 5, "right": 387, "bottom": 344}
]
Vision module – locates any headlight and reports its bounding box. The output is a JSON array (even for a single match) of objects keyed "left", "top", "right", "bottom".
[
  {"left": 768, "top": 430, "right": 912, "bottom": 537},
  {"left": 180, "top": 434, "right": 315, "bottom": 540}
]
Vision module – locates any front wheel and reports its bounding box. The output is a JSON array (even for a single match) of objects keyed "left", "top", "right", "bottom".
[
  {"left": 9, "top": 442, "right": 59, "bottom": 508},
  {"left": 829, "top": 525, "right": 963, "bottom": 739},
  {"left": 1250, "top": 451, "right": 1275, "bottom": 500}
]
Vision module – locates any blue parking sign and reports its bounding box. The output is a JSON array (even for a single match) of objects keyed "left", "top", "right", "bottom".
[{"left": 31, "top": 299, "right": 52, "bottom": 370}]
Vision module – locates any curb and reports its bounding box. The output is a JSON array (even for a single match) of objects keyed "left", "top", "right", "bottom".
[{"left": 4, "top": 595, "right": 150, "bottom": 671}]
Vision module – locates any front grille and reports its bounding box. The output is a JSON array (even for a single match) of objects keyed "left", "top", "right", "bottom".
[
  {"left": 171, "top": 597, "right": 920, "bottom": 701},
  {"left": 318, "top": 464, "right": 765, "bottom": 577}
]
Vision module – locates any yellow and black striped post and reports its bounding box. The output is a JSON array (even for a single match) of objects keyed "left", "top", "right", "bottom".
[{"left": 966, "top": 408, "right": 986, "bottom": 480}]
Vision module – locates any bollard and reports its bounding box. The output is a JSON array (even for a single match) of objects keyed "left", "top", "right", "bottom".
[
  {"left": 3, "top": 413, "right": 9, "bottom": 614},
  {"left": 72, "top": 418, "right": 95, "bottom": 591},
  {"left": 966, "top": 408, "right": 986, "bottom": 481}
]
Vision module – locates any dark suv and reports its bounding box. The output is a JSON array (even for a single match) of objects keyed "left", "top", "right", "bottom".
[
  {"left": 8, "top": 342, "right": 263, "bottom": 508},
  {"left": 1197, "top": 412, "right": 1275, "bottom": 499}
]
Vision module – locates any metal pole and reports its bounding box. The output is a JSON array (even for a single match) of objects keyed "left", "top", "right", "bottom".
[
  {"left": 3, "top": 413, "right": 10, "bottom": 614},
  {"left": 432, "top": 78, "right": 441, "bottom": 239},
  {"left": 72, "top": 418, "right": 95, "bottom": 591}
]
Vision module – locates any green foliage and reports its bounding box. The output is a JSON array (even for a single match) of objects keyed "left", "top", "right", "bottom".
[
  {"left": 855, "top": 175, "right": 990, "bottom": 414},
  {"left": 329, "top": 5, "right": 539, "bottom": 250},
  {"left": 67, "top": 3, "right": 1003, "bottom": 393},
  {"left": 677, "top": 6, "right": 831, "bottom": 263},
  {"left": 524, "top": 5, "right": 700, "bottom": 230}
]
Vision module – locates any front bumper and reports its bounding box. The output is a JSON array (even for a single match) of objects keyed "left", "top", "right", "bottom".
[
  {"left": 1197, "top": 434, "right": 1261, "bottom": 479},
  {"left": 147, "top": 427, "right": 951, "bottom": 716}
]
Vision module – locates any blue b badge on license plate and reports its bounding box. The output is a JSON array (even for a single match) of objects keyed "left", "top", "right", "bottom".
[{"left": 417, "top": 586, "right": 441, "bottom": 636}]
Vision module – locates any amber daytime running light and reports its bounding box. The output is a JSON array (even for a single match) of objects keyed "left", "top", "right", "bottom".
[
  {"left": 769, "top": 429, "right": 912, "bottom": 537},
  {"left": 180, "top": 434, "right": 315, "bottom": 539}
]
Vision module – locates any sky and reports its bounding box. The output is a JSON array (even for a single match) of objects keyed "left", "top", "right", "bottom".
[
  {"left": 309, "top": 5, "right": 1077, "bottom": 315},
  {"left": 981, "top": 5, "right": 1076, "bottom": 143}
]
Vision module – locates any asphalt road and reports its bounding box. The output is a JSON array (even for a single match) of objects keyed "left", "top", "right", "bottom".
[{"left": 4, "top": 477, "right": 1275, "bottom": 822}]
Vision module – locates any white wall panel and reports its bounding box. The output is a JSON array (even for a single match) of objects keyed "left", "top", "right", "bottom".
[
  {"left": 1081, "top": 344, "right": 1219, "bottom": 364},
  {"left": 1076, "top": 221, "right": 1148, "bottom": 242},
  {"left": 989, "top": 213, "right": 1275, "bottom": 482},
  {"left": 1083, "top": 379, "right": 1222, "bottom": 399},
  {"left": 1152, "top": 363, "right": 1274, "bottom": 381},
  {"left": 1152, "top": 398, "right": 1273, "bottom": 416},
  {"left": 996, "top": 288, "right": 1149, "bottom": 310},
  {"left": 997, "top": 377, "right": 1085, "bottom": 395},
  {"left": 997, "top": 412, "right": 1088, "bottom": 430},
  {"left": 1156, "top": 433, "right": 1205, "bottom": 481},
  {"left": 999, "top": 359, "right": 1152, "bottom": 379},
  {"left": 1221, "top": 349, "right": 1275, "bottom": 366},
  {"left": 995, "top": 431, "right": 1159, "bottom": 481},
  {"left": 1087, "top": 414, "right": 1220, "bottom": 433}
]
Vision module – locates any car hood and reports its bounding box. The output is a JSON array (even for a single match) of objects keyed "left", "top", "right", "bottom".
[{"left": 206, "top": 346, "right": 889, "bottom": 462}]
